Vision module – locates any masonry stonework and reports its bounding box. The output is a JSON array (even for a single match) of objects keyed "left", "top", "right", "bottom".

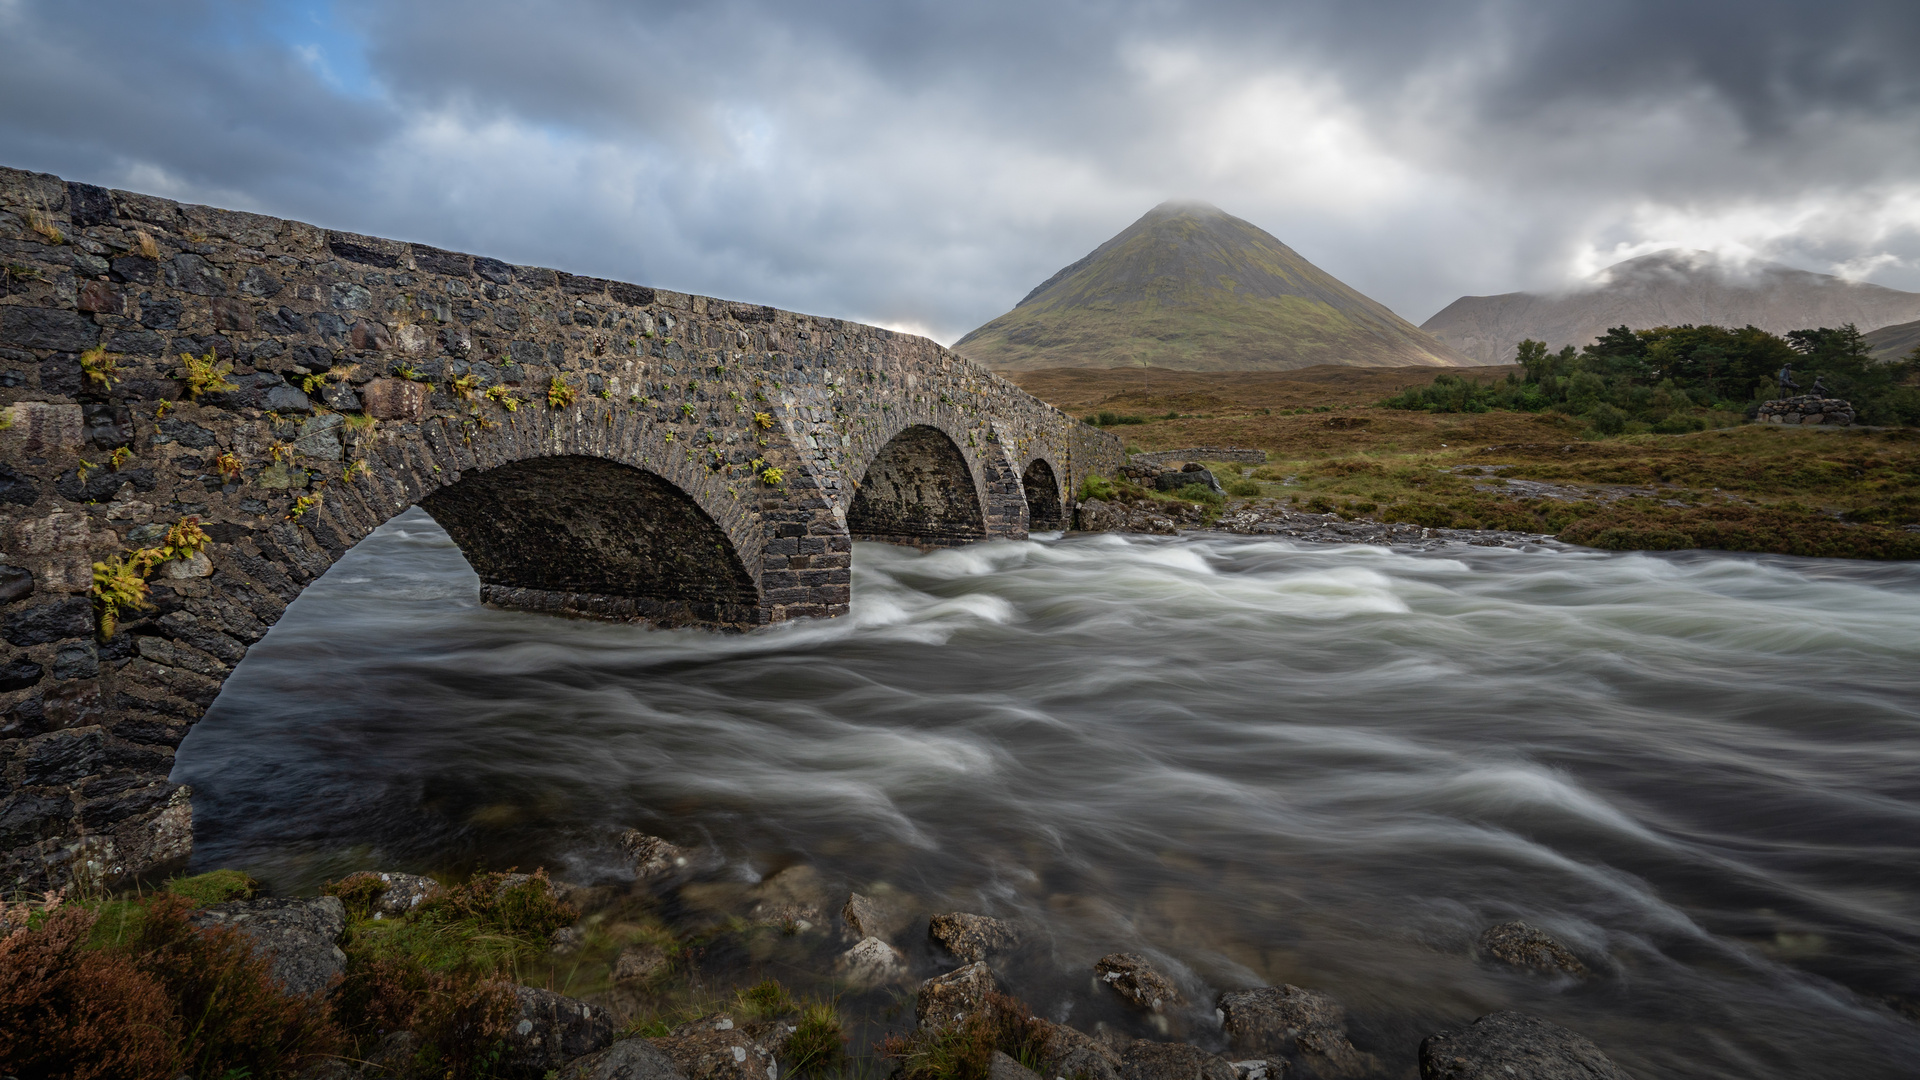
[{"left": 0, "top": 166, "right": 1123, "bottom": 891}]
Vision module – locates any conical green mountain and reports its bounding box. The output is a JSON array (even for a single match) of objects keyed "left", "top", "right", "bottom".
[{"left": 954, "top": 201, "right": 1469, "bottom": 371}]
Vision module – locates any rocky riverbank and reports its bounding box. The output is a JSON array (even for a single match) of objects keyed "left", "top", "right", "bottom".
[{"left": 0, "top": 832, "right": 1640, "bottom": 1079}]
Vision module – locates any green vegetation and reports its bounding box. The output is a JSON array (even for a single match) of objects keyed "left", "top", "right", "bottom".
[
  {"left": 89, "top": 516, "right": 212, "bottom": 638},
  {"left": 877, "top": 993, "right": 1052, "bottom": 1080},
  {"left": 1084, "top": 411, "right": 1147, "bottom": 427},
  {"left": 79, "top": 347, "right": 118, "bottom": 391},
  {"left": 178, "top": 349, "right": 237, "bottom": 400},
  {"left": 165, "top": 870, "right": 258, "bottom": 906},
  {"left": 1385, "top": 324, "right": 1920, "bottom": 429}
]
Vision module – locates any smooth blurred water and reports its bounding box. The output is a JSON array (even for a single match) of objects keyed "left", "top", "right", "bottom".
[{"left": 175, "top": 508, "right": 1920, "bottom": 1078}]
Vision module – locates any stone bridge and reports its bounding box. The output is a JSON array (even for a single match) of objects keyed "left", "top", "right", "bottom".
[{"left": 0, "top": 166, "right": 1123, "bottom": 890}]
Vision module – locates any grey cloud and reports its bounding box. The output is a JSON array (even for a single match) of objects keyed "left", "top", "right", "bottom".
[{"left": 3, "top": 0, "right": 1918, "bottom": 341}]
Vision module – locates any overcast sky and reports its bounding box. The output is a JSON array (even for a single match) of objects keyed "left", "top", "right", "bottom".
[{"left": 4, "top": 0, "right": 1918, "bottom": 343}]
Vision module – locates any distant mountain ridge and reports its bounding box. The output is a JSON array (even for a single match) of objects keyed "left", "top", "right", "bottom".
[
  {"left": 954, "top": 201, "right": 1469, "bottom": 371},
  {"left": 1865, "top": 317, "right": 1920, "bottom": 361},
  {"left": 1422, "top": 250, "right": 1920, "bottom": 365}
]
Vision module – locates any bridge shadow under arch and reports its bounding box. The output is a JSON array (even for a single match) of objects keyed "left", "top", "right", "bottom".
[
  {"left": 1021, "top": 459, "right": 1064, "bottom": 531},
  {"left": 420, "top": 455, "right": 759, "bottom": 628},
  {"left": 846, "top": 424, "right": 986, "bottom": 548}
]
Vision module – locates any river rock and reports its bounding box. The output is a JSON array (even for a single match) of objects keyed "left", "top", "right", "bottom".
[
  {"left": 1034, "top": 1019, "right": 1123, "bottom": 1080},
  {"left": 652, "top": 1016, "right": 777, "bottom": 1080},
  {"left": 187, "top": 895, "right": 346, "bottom": 996},
  {"left": 1477, "top": 921, "right": 1591, "bottom": 978},
  {"left": 1418, "top": 1011, "right": 1632, "bottom": 1080},
  {"left": 1154, "top": 467, "right": 1223, "bottom": 495},
  {"left": 1228, "top": 1060, "right": 1289, "bottom": 1080},
  {"left": 367, "top": 871, "right": 440, "bottom": 918},
  {"left": 747, "top": 865, "right": 832, "bottom": 929},
  {"left": 622, "top": 829, "right": 694, "bottom": 882},
  {"left": 990, "top": 1050, "right": 1045, "bottom": 1080},
  {"left": 1097, "top": 953, "right": 1183, "bottom": 1011},
  {"left": 505, "top": 986, "right": 616, "bottom": 1071},
  {"left": 1121, "top": 1040, "right": 1238, "bottom": 1080},
  {"left": 917, "top": 960, "right": 998, "bottom": 1032},
  {"left": 1217, "top": 985, "right": 1366, "bottom": 1075},
  {"left": 562, "top": 1038, "right": 692, "bottom": 1080},
  {"left": 616, "top": 941, "right": 673, "bottom": 982},
  {"left": 843, "top": 890, "right": 911, "bottom": 941},
  {"left": 836, "top": 935, "right": 909, "bottom": 988},
  {"left": 929, "top": 911, "right": 1021, "bottom": 963}
]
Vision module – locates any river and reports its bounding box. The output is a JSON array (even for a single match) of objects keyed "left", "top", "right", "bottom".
[{"left": 174, "top": 508, "right": 1920, "bottom": 1078}]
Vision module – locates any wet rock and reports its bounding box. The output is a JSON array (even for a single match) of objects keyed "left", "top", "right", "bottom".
[
  {"left": 747, "top": 865, "right": 831, "bottom": 929},
  {"left": 929, "top": 911, "right": 1020, "bottom": 963},
  {"left": 1418, "top": 1011, "right": 1631, "bottom": 1080},
  {"left": 552, "top": 926, "right": 584, "bottom": 955},
  {"left": 1228, "top": 1060, "right": 1289, "bottom": 1080},
  {"left": 615, "top": 941, "right": 672, "bottom": 982},
  {"left": 843, "top": 890, "right": 911, "bottom": 941},
  {"left": 187, "top": 895, "right": 346, "bottom": 996},
  {"left": 1216, "top": 985, "right": 1366, "bottom": 1075},
  {"left": 652, "top": 1015, "right": 777, "bottom": 1080},
  {"left": 622, "top": 829, "right": 694, "bottom": 882},
  {"left": 916, "top": 960, "right": 998, "bottom": 1032},
  {"left": 563, "top": 1038, "right": 693, "bottom": 1080},
  {"left": 505, "top": 985, "right": 615, "bottom": 1072},
  {"left": 1075, "top": 497, "right": 1182, "bottom": 535},
  {"left": 1035, "top": 1019, "right": 1124, "bottom": 1080},
  {"left": 1478, "top": 921, "right": 1591, "bottom": 978},
  {"left": 1122, "top": 1041, "right": 1238, "bottom": 1080},
  {"left": 369, "top": 870, "right": 440, "bottom": 918},
  {"left": 990, "top": 1050, "right": 1045, "bottom": 1080},
  {"left": 1097, "top": 953, "right": 1182, "bottom": 1012},
  {"left": 835, "top": 935, "right": 909, "bottom": 988}
]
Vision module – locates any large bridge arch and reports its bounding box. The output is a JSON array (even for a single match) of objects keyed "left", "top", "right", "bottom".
[
  {"left": 846, "top": 424, "right": 987, "bottom": 547},
  {"left": 1021, "top": 457, "right": 1065, "bottom": 531}
]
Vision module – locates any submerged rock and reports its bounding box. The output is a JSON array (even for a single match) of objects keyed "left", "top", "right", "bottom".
[
  {"left": 1477, "top": 921, "right": 1591, "bottom": 978},
  {"left": 1216, "top": 985, "right": 1367, "bottom": 1076},
  {"left": 562, "top": 1038, "right": 692, "bottom": 1080},
  {"left": 1121, "top": 1040, "right": 1238, "bottom": 1080},
  {"left": 843, "top": 890, "right": 912, "bottom": 941},
  {"left": 622, "top": 830, "right": 694, "bottom": 883},
  {"left": 917, "top": 960, "right": 998, "bottom": 1032},
  {"left": 929, "top": 911, "right": 1021, "bottom": 963},
  {"left": 1096, "top": 953, "right": 1183, "bottom": 1012},
  {"left": 836, "top": 935, "right": 909, "bottom": 988},
  {"left": 187, "top": 895, "right": 346, "bottom": 997},
  {"left": 747, "top": 865, "right": 832, "bottom": 930},
  {"left": 1418, "top": 1011, "right": 1632, "bottom": 1080},
  {"left": 1228, "top": 1060, "right": 1289, "bottom": 1080},
  {"left": 652, "top": 1015, "right": 777, "bottom": 1080},
  {"left": 506, "top": 986, "right": 616, "bottom": 1071}
]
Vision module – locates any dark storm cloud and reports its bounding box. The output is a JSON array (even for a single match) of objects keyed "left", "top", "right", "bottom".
[{"left": 3, "top": 0, "right": 1918, "bottom": 339}]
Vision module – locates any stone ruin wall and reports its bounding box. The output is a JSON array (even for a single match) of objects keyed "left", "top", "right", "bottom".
[{"left": 0, "top": 164, "right": 1124, "bottom": 890}]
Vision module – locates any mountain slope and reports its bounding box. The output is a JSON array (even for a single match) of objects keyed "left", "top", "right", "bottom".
[
  {"left": 953, "top": 201, "right": 1468, "bottom": 371},
  {"left": 1422, "top": 250, "right": 1920, "bottom": 365},
  {"left": 1865, "top": 317, "right": 1920, "bottom": 361}
]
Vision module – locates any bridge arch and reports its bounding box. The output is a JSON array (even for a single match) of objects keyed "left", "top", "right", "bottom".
[
  {"left": 846, "top": 424, "right": 987, "bottom": 547},
  {"left": 1021, "top": 457, "right": 1065, "bottom": 531}
]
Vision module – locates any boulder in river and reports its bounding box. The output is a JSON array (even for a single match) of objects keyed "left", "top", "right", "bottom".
[
  {"left": 652, "top": 1015, "right": 778, "bottom": 1080},
  {"left": 506, "top": 986, "right": 616, "bottom": 1071},
  {"left": 186, "top": 895, "right": 346, "bottom": 996},
  {"left": 1418, "top": 1011, "right": 1632, "bottom": 1080},
  {"left": 562, "top": 1037, "right": 692, "bottom": 1080},
  {"left": 1121, "top": 1040, "right": 1239, "bottom": 1080},
  {"left": 836, "top": 935, "right": 909, "bottom": 988},
  {"left": 917, "top": 960, "right": 998, "bottom": 1032},
  {"left": 1217, "top": 985, "right": 1368, "bottom": 1075},
  {"left": 929, "top": 911, "right": 1021, "bottom": 963},
  {"left": 1034, "top": 1018, "right": 1124, "bottom": 1080},
  {"left": 622, "top": 829, "right": 695, "bottom": 883},
  {"left": 1096, "top": 952, "right": 1183, "bottom": 1012},
  {"left": 1477, "top": 921, "right": 1591, "bottom": 978},
  {"left": 843, "top": 890, "right": 912, "bottom": 941},
  {"left": 747, "top": 865, "right": 832, "bottom": 930}
]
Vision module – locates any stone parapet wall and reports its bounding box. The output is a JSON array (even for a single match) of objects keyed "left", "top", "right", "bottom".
[
  {"left": 0, "top": 164, "right": 1123, "bottom": 892},
  {"left": 1754, "top": 396, "right": 1854, "bottom": 426}
]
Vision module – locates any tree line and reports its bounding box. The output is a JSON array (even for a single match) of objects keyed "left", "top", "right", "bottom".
[{"left": 1384, "top": 323, "right": 1920, "bottom": 430}]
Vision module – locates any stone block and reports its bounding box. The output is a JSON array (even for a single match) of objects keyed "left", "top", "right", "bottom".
[
  {"left": 2, "top": 402, "right": 84, "bottom": 458},
  {"left": 0, "top": 306, "right": 97, "bottom": 352},
  {"left": 363, "top": 378, "right": 427, "bottom": 420},
  {"left": 77, "top": 280, "right": 126, "bottom": 315}
]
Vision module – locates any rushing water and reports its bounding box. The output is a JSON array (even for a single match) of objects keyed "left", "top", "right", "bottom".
[{"left": 175, "top": 508, "right": 1920, "bottom": 1078}]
